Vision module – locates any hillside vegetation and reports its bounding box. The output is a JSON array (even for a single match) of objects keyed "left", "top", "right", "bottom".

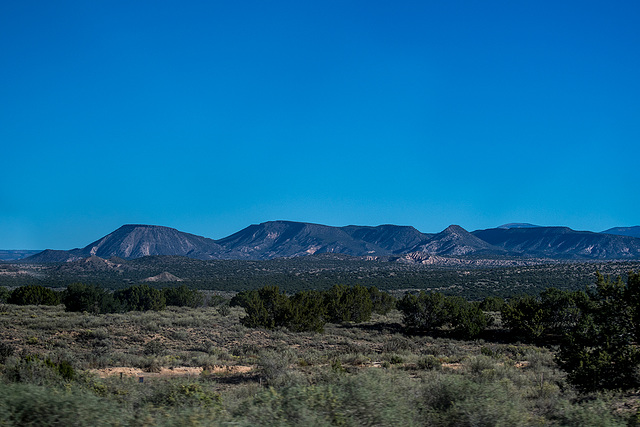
[
  {"left": 2, "top": 256, "right": 640, "bottom": 300},
  {"left": 2, "top": 272, "right": 640, "bottom": 425}
]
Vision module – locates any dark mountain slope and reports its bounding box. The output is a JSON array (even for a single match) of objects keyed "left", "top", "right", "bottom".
[
  {"left": 20, "top": 221, "right": 640, "bottom": 263},
  {"left": 80, "top": 224, "right": 223, "bottom": 259},
  {"left": 340, "top": 224, "right": 430, "bottom": 253},
  {"left": 20, "top": 249, "right": 84, "bottom": 263},
  {"left": 602, "top": 226, "right": 640, "bottom": 239},
  {"left": 410, "top": 225, "right": 506, "bottom": 256},
  {"left": 473, "top": 227, "right": 640, "bottom": 259},
  {"left": 215, "top": 221, "right": 387, "bottom": 259},
  {"left": 23, "top": 225, "right": 223, "bottom": 262}
]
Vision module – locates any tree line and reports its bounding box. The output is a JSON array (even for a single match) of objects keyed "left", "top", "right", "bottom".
[
  {"left": 229, "top": 284, "right": 396, "bottom": 333},
  {"left": 0, "top": 283, "right": 205, "bottom": 313}
]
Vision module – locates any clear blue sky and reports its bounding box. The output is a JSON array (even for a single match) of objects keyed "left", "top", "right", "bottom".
[{"left": 1, "top": 1, "right": 639, "bottom": 249}]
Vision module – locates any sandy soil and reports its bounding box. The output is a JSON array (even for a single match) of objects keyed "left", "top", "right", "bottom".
[{"left": 91, "top": 365, "right": 252, "bottom": 378}]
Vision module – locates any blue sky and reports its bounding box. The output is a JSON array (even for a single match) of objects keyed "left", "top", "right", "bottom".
[{"left": 1, "top": 1, "right": 639, "bottom": 249}]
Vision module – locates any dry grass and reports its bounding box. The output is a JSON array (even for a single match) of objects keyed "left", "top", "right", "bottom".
[{"left": 1, "top": 303, "right": 638, "bottom": 425}]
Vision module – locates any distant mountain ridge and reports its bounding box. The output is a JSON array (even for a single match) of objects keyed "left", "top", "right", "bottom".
[
  {"left": 472, "top": 226, "right": 640, "bottom": 259},
  {"left": 19, "top": 221, "right": 640, "bottom": 263},
  {"left": 602, "top": 226, "right": 640, "bottom": 239}
]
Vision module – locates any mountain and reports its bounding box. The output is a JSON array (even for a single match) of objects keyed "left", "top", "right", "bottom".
[
  {"left": 23, "top": 225, "right": 223, "bottom": 262},
  {"left": 215, "top": 221, "right": 389, "bottom": 259},
  {"left": 409, "top": 225, "right": 506, "bottom": 256},
  {"left": 472, "top": 226, "right": 640, "bottom": 259},
  {"left": 20, "top": 221, "right": 640, "bottom": 263},
  {"left": 0, "top": 250, "right": 43, "bottom": 261},
  {"left": 22, "top": 249, "right": 84, "bottom": 263},
  {"left": 602, "top": 226, "right": 640, "bottom": 239},
  {"left": 340, "top": 224, "right": 430, "bottom": 253},
  {"left": 79, "top": 224, "right": 223, "bottom": 260}
]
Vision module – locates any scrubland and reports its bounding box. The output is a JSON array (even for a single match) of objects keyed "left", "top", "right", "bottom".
[{"left": 1, "top": 302, "right": 638, "bottom": 426}]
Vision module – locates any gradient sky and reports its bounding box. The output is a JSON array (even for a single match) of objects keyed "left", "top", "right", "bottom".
[{"left": 1, "top": 1, "right": 639, "bottom": 249}]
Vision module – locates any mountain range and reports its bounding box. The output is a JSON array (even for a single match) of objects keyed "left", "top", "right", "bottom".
[{"left": 13, "top": 221, "right": 640, "bottom": 263}]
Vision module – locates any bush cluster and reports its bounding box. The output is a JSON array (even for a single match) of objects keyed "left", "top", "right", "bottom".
[
  {"left": 61, "top": 283, "right": 120, "bottom": 314},
  {"left": 501, "top": 287, "right": 589, "bottom": 341},
  {"left": 7, "top": 285, "right": 60, "bottom": 306},
  {"left": 500, "top": 271, "right": 640, "bottom": 392},
  {"left": 230, "top": 285, "right": 396, "bottom": 333},
  {"left": 397, "top": 291, "right": 487, "bottom": 338},
  {"left": 60, "top": 283, "right": 204, "bottom": 314},
  {"left": 556, "top": 272, "right": 640, "bottom": 392}
]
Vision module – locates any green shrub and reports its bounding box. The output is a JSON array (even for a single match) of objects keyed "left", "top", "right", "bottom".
[
  {"left": 0, "top": 341, "right": 15, "bottom": 364},
  {"left": 0, "top": 383, "right": 126, "bottom": 426},
  {"left": 556, "top": 272, "right": 640, "bottom": 392},
  {"left": 501, "top": 295, "right": 546, "bottom": 341},
  {"left": 479, "top": 295, "right": 505, "bottom": 312},
  {"left": 231, "top": 286, "right": 291, "bottom": 329},
  {"left": 62, "top": 283, "right": 121, "bottom": 314},
  {"left": 421, "top": 372, "right": 533, "bottom": 425},
  {"left": 4, "top": 355, "right": 75, "bottom": 386},
  {"left": 446, "top": 297, "right": 487, "bottom": 339},
  {"left": 114, "top": 284, "right": 166, "bottom": 311},
  {"left": 502, "top": 288, "right": 590, "bottom": 343},
  {"left": 325, "top": 284, "right": 373, "bottom": 323},
  {"left": 289, "top": 290, "right": 327, "bottom": 332},
  {"left": 417, "top": 355, "right": 442, "bottom": 370},
  {"left": 148, "top": 379, "right": 222, "bottom": 408},
  {"left": 397, "top": 291, "right": 449, "bottom": 332},
  {"left": 369, "top": 286, "right": 396, "bottom": 315},
  {"left": 143, "top": 339, "right": 166, "bottom": 356},
  {"left": 163, "top": 285, "right": 204, "bottom": 308},
  {"left": 8, "top": 285, "right": 60, "bottom": 306},
  {"left": 235, "top": 368, "right": 418, "bottom": 426},
  {"left": 0, "top": 287, "right": 10, "bottom": 303}
]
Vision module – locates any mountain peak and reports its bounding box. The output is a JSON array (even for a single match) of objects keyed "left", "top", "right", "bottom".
[{"left": 442, "top": 224, "right": 468, "bottom": 234}]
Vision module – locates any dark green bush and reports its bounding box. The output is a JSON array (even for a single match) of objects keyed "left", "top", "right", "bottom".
[
  {"left": 417, "top": 355, "right": 442, "bottom": 370},
  {"left": 397, "top": 291, "right": 449, "bottom": 332},
  {"left": 114, "top": 284, "right": 166, "bottom": 311},
  {"left": 289, "top": 290, "right": 327, "bottom": 332},
  {"left": 447, "top": 298, "right": 487, "bottom": 339},
  {"left": 479, "top": 295, "right": 505, "bottom": 312},
  {"left": 398, "top": 292, "right": 487, "bottom": 338},
  {"left": 325, "top": 284, "right": 373, "bottom": 324},
  {"left": 7, "top": 285, "right": 60, "bottom": 306},
  {"left": 231, "top": 286, "right": 291, "bottom": 329},
  {"left": 0, "top": 341, "right": 14, "bottom": 364},
  {"left": 163, "top": 284, "right": 204, "bottom": 308},
  {"left": 501, "top": 295, "right": 546, "bottom": 341},
  {"left": 0, "top": 287, "right": 10, "bottom": 303},
  {"left": 368, "top": 286, "right": 396, "bottom": 315},
  {"left": 4, "top": 355, "right": 75, "bottom": 385},
  {"left": 502, "top": 288, "right": 591, "bottom": 342},
  {"left": 556, "top": 272, "right": 640, "bottom": 392},
  {"left": 539, "top": 288, "right": 589, "bottom": 335},
  {"left": 62, "top": 283, "right": 121, "bottom": 314}
]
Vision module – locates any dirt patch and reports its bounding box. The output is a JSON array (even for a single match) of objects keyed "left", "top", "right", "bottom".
[
  {"left": 91, "top": 365, "right": 253, "bottom": 378},
  {"left": 442, "top": 363, "right": 463, "bottom": 370}
]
